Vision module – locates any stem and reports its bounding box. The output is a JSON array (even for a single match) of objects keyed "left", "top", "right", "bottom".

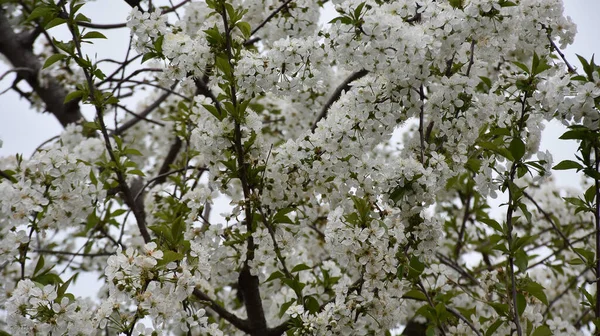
[
  {"left": 454, "top": 190, "right": 472, "bottom": 258},
  {"left": 245, "top": 0, "right": 295, "bottom": 42},
  {"left": 504, "top": 92, "right": 531, "bottom": 336},
  {"left": 311, "top": 69, "right": 368, "bottom": 132},
  {"left": 220, "top": 4, "right": 267, "bottom": 334},
  {"left": 465, "top": 40, "right": 476, "bottom": 77},
  {"left": 523, "top": 191, "right": 588, "bottom": 264},
  {"left": 418, "top": 84, "right": 425, "bottom": 164},
  {"left": 505, "top": 170, "right": 522, "bottom": 336},
  {"left": 447, "top": 307, "right": 482, "bottom": 336},
  {"left": 595, "top": 146, "right": 600, "bottom": 323},
  {"left": 417, "top": 281, "right": 447, "bottom": 336},
  {"left": 64, "top": 5, "right": 151, "bottom": 244}
]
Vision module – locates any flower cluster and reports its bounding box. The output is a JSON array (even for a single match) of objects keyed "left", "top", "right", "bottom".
[{"left": 5, "top": 279, "right": 95, "bottom": 335}]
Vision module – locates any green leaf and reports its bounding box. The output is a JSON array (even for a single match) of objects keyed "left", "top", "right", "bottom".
[
  {"left": 573, "top": 247, "right": 594, "bottom": 265},
  {"left": 154, "top": 35, "right": 164, "bottom": 54},
  {"left": 354, "top": 2, "right": 366, "bottom": 19},
  {"left": 215, "top": 55, "right": 232, "bottom": 78},
  {"left": 534, "top": 60, "right": 552, "bottom": 76},
  {"left": 34, "top": 273, "right": 63, "bottom": 286},
  {"left": 26, "top": 6, "right": 56, "bottom": 22},
  {"left": 532, "top": 325, "right": 552, "bottom": 336},
  {"left": 329, "top": 16, "right": 353, "bottom": 25},
  {"left": 157, "top": 250, "right": 184, "bottom": 266},
  {"left": 43, "top": 54, "right": 67, "bottom": 69},
  {"left": 514, "top": 249, "right": 528, "bottom": 273},
  {"left": 291, "top": 264, "right": 311, "bottom": 273},
  {"left": 34, "top": 255, "right": 45, "bottom": 276},
  {"left": 273, "top": 207, "right": 295, "bottom": 224},
  {"left": 94, "top": 68, "right": 107, "bottom": 81},
  {"left": 57, "top": 273, "right": 77, "bottom": 298},
  {"left": 408, "top": 256, "right": 425, "bottom": 279},
  {"left": 559, "top": 128, "right": 588, "bottom": 140},
  {"left": 64, "top": 90, "right": 85, "bottom": 103},
  {"left": 45, "top": 17, "right": 66, "bottom": 29},
  {"left": 279, "top": 299, "right": 296, "bottom": 318},
  {"left": 485, "top": 319, "right": 503, "bottom": 336},
  {"left": 516, "top": 293, "right": 527, "bottom": 316},
  {"left": 128, "top": 169, "right": 145, "bottom": 176},
  {"left": 266, "top": 271, "right": 285, "bottom": 282},
  {"left": 449, "top": 0, "right": 465, "bottom": 9},
  {"left": 202, "top": 104, "right": 223, "bottom": 120},
  {"left": 512, "top": 61, "right": 530, "bottom": 74},
  {"left": 402, "top": 289, "right": 427, "bottom": 301},
  {"left": 523, "top": 281, "right": 548, "bottom": 305},
  {"left": 489, "top": 302, "right": 509, "bottom": 316},
  {"left": 236, "top": 21, "right": 252, "bottom": 39},
  {"left": 142, "top": 52, "right": 160, "bottom": 63},
  {"left": 82, "top": 31, "right": 107, "bottom": 39},
  {"left": 396, "top": 264, "right": 405, "bottom": 281},
  {"left": 479, "top": 76, "right": 492, "bottom": 88},
  {"left": 509, "top": 137, "right": 525, "bottom": 161},
  {"left": 479, "top": 218, "right": 504, "bottom": 233},
  {"left": 585, "top": 184, "right": 597, "bottom": 204},
  {"left": 303, "top": 295, "right": 320, "bottom": 314},
  {"left": 552, "top": 160, "right": 583, "bottom": 171},
  {"left": 568, "top": 258, "right": 585, "bottom": 265},
  {"left": 123, "top": 148, "right": 143, "bottom": 156},
  {"left": 74, "top": 13, "right": 91, "bottom": 22}
]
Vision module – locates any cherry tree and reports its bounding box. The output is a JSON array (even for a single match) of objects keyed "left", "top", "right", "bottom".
[{"left": 0, "top": 0, "right": 599, "bottom": 335}]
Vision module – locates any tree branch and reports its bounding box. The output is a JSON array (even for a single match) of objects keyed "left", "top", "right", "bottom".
[
  {"left": 0, "top": 9, "right": 83, "bottom": 127},
  {"left": 192, "top": 288, "right": 251, "bottom": 333},
  {"left": 221, "top": 5, "right": 267, "bottom": 334},
  {"left": 311, "top": 69, "right": 368, "bottom": 132},
  {"left": 112, "top": 89, "right": 172, "bottom": 135},
  {"left": 245, "top": 0, "right": 294, "bottom": 42}
]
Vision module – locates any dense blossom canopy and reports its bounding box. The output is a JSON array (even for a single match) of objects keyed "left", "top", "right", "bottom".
[{"left": 0, "top": 0, "right": 599, "bottom": 335}]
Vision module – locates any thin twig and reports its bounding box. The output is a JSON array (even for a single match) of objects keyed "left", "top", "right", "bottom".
[
  {"left": 543, "top": 267, "right": 591, "bottom": 316},
  {"left": 595, "top": 147, "right": 600, "bottom": 321},
  {"left": 546, "top": 32, "right": 575, "bottom": 73},
  {"left": 63, "top": 5, "right": 151, "bottom": 244},
  {"left": 115, "top": 103, "right": 166, "bottom": 127},
  {"left": 133, "top": 166, "right": 205, "bottom": 202},
  {"left": 447, "top": 307, "right": 482, "bottom": 336},
  {"left": 455, "top": 191, "right": 472, "bottom": 258},
  {"left": 311, "top": 69, "right": 369, "bottom": 132},
  {"left": 418, "top": 84, "right": 425, "bottom": 164},
  {"left": 35, "top": 249, "right": 115, "bottom": 257},
  {"left": 465, "top": 40, "right": 476, "bottom": 77},
  {"left": 112, "top": 88, "right": 173, "bottom": 135},
  {"left": 523, "top": 191, "right": 588, "bottom": 266},
  {"left": 245, "top": 0, "right": 294, "bottom": 42}
]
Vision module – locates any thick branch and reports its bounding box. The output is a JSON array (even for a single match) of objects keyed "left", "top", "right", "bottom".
[
  {"left": 192, "top": 288, "right": 251, "bottom": 333},
  {"left": 0, "top": 9, "right": 83, "bottom": 127}
]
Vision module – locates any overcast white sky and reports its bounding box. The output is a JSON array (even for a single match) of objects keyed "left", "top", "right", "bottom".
[{"left": 0, "top": 1, "right": 598, "bottom": 173}]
